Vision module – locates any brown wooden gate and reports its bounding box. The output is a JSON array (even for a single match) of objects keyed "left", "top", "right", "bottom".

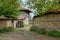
[{"left": 16, "top": 20, "right": 24, "bottom": 28}]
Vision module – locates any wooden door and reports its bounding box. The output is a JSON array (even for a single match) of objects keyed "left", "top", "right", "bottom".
[{"left": 16, "top": 20, "right": 24, "bottom": 28}]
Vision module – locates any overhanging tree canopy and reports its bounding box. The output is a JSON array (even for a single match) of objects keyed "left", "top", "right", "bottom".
[
  {"left": 0, "top": 0, "right": 22, "bottom": 18},
  {"left": 26, "top": 0, "right": 60, "bottom": 15}
]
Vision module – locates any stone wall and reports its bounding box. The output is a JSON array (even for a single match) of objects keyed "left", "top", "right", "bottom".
[
  {"left": 33, "top": 14, "right": 60, "bottom": 30},
  {"left": 0, "top": 20, "right": 13, "bottom": 28},
  {"left": 0, "top": 20, "right": 6, "bottom": 28},
  {"left": 6, "top": 20, "right": 12, "bottom": 27},
  {"left": 23, "top": 17, "right": 29, "bottom": 27},
  {"left": 14, "top": 20, "right": 17, "bottom": 28}
]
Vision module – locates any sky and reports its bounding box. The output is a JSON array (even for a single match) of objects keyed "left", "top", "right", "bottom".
[{"left": 21, "top": 0, "right": 34, "bottom": 18}]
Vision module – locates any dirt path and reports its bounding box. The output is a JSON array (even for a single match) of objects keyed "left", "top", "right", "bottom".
[{"left": 0, "top": 27, "right": 60, "bottom": 40}]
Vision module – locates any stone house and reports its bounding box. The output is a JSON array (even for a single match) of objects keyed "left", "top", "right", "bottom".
[
  {"left": 33, "top": 10, "right": 60, "bottom": 30},
  {"left": 0, "top": 16, "right": 16, "bottom": 28},
  {"left": 16, "top": 8, "right": 31, "bottom": 27},
  {"left": 0, "top": 8, "right": 31, "bottom": 28}
]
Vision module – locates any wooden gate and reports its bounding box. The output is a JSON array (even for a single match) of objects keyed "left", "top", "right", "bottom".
[{"left": 16, "top": 20, "right": 24, "bottom": 28}]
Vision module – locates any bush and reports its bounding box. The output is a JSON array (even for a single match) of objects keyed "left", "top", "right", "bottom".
[
  {"left": 30, "top": 26, "right": 47, "bottom": 34},
  {"left": 47, "top": 30, "right": 60, "bottom": 37},
  {"left": 0, "top": 29, "right": 4, "bottom": 33},
  {"left": 25, "top": 24, "right": 32, "bottom": 27},
  {"left": 20, "top": 28, "right": 25, "bottom": 32},
  {"left": 30, "top": 26, "right": 39, "bottom": 32},
  {"left": 37, "top": 28, "right": 47, "bottom": 35},
  {"left": 7, "top": 27, "right": 14, "bottom": 32},
  {"left": 30, "top": 26, "right": 60, "bottom": 37},
  {"left": 0, "top": 27, "right": 14, "bottom": 33}
]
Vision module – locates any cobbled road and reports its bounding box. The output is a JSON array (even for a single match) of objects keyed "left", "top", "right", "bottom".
[{"left": 0, "top": 27, "right": 60, "bottom": 40}]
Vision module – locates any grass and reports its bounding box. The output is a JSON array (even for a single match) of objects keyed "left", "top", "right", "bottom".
[
  {"left": 30, "top": 26, "right": 60, "bottom": 37},
  {"left": 30, "top": 26, "right": 47, "bottom": 35},
  {"left": 0, "top": 27, "right": 14, "bottom": 33},
  {"left": 37, "top": 28, "right": 47, "bottom": 35},
  {"left": 20, "top": 28, "right": 25, "bottom": 33},
  {"left": 47, "top": 30, "right": 60, "bottom": 37},
  {"left": 30, "top": 26, "right": 39, "bottom": 32},
  {"left": 25, "top": 24, "right": 32, "bottom": 27}
]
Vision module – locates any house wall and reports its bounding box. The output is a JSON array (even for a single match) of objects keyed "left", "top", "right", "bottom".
[
  {"left": 16, "top": 12, "right": 30, "bottom": 27},
  {"left": 6, "top": 20, "right": 13, "bottom": 27},
  {"left": 0, "top": 20, "right": 6, "bottom": 28},
  {"left": 23, "top": 17, "right": 29, "bottom": 27},
  {"left": 0, "top": 19, "right": 26, "bottom": 28},
  {"left": 22, "top": 13, "right": 30, "bottom": 27},
  {"left": 14, "top": 20, "right": 17, "bottom": 28},
  {"left": 34, "top": 14, "right": 60, "bottom": 30},
  {"left": 0, "top": 20, "right": 12, "bottom": 28}
]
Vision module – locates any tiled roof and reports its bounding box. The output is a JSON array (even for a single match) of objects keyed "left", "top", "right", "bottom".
[
  {"left": 45, "top": 10, "right": 60, "bottom": 14},
  {"left": 17, "top": 13, "right": 28, "bottom": 20},
  {"left": 0, "top": 16, "right": 17, "bottom": 20},
  {"left": 19, "top": 8, "right": 32, "bottom": 13},
  {"left": 33, "top": 10, "right": 60, "bottom": 18},
  {"left": 0, "top": 8, "right": 31, "bottom": 20},
  {"left": 0, "top": 14, "right": 28, "bottom": 20}
]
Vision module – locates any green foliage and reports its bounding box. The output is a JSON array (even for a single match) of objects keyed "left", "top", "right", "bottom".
[
  {"left": 37, "top": 28, "right": 47, "bottom": 35},
  {"left": 25, "top": 24, "right": 32, "bottom": 27},
  {"left": 26, "top": 0, "right": 60, "bottom": 15},
  {"left": 20, "top": 28, "right": 25, "bottom": 33},
  {"left": 0, "top": 0, "right": 22, "bottom": 18},
  {"left": 30, "top": 26, "right": 47, "bottom": 34},
  {"left": 5, "top": 27, "right": 14, "bottom": 32},
  {"left": 30, "top": 26, "right": 60, "bottom": 37},
  {"left": 47, "top": 30, "right": 60, "bottom": 37},
  {"left": 0, "top": 27, "right": 14, "bottom": 33},
  {"left": 30, "top": 26, "right": 39, "bottom": 32}
]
